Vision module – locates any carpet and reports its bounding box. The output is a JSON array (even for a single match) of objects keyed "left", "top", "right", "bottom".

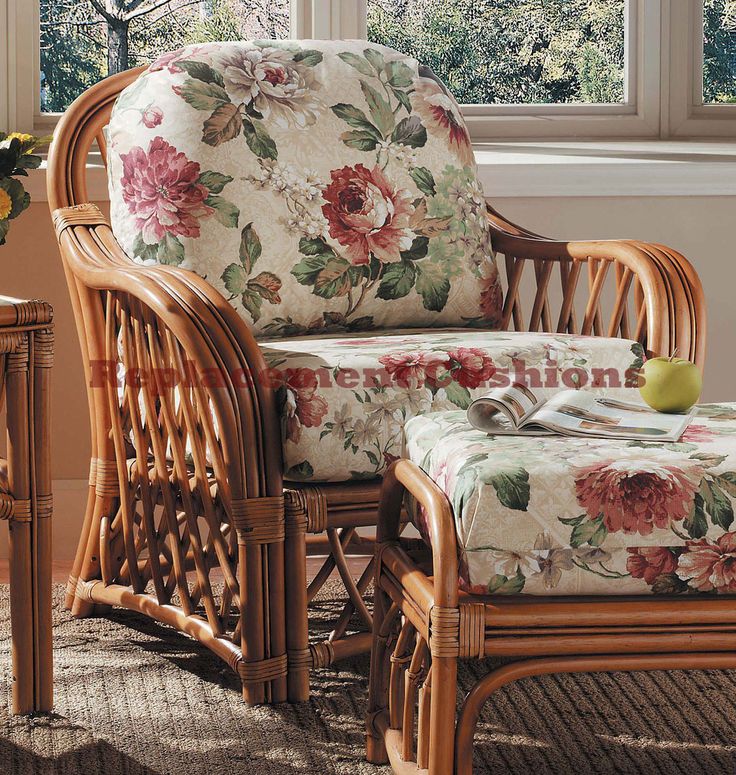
[{"left": 2, "top": 584, "right": 736, "bottom": 774}]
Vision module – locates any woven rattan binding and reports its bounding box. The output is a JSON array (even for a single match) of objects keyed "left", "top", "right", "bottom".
[
  {"left": 231, "top": 496, "right": 285, "bottom": 544},
  {"left": 237, "top": 653, "right": 288, "bottom": 683}
]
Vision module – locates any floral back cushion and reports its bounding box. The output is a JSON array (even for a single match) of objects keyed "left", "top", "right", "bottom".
[{"left": 106, "top": 40, "right": 503, "bottom": 337}]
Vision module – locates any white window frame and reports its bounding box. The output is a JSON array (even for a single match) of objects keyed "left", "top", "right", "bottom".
[
  {"left": 666, "top": 0, "right": 736, "bottom": 136},
  {"left": 460, "top": 0, "right": 662, "bottom": 140},
  {"left": 2, "top": 0, "right": 735, "bottom": 139}
]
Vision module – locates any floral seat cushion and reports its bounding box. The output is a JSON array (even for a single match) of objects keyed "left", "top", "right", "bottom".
[
  {"left": 403, "top": 405, "right": 736, "bottom": 596},
  {"left": 106, "top": 40, "right": 502, "bottom": 337},
  {"left": 262, "top": 328, "right": 644, "bottom": 482}
]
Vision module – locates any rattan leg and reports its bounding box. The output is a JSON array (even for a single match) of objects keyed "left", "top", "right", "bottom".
[
  {"left": 285, "top": 494, "right": 309, "bottom": 701},
  {"left": 7, "top": 335, "right": 34, "bottom": 714},
  {"left": 70, "top": 493, "right": 112, "bottom": 618},
  {"left": 64, "top": 476, "right": 96, "bottom": 610},
  {"left": 427, "top": 656, "right": 456, "bottom": 774},
  {"left": 454, "top": 653, "right": 736, "bottom": 775},
  {"left": 366, "top": 581, "right": 392, "bottom": 765},
  {"left": 8, "top": 518, "right": 34, "bottom": 714},
  {"left": 240, "top": 542, "right": 266, "bottom": 705},
  {"left": 6, "top": 328, "right": 54, "bottom": 714},
  {"left": 267, "top": 540, "right": 289, "bottom": 704},
  {"left": 32, "top": 328, "right": 54, "bottom": 711}
]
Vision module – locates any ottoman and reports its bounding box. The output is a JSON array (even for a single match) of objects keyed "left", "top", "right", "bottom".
[{"left": 366, "top": 404, "right": 736, "bottom": 774}]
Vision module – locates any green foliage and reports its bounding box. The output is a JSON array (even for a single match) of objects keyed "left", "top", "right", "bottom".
[
  {"left": 577, "top": 43, "right": 623, "bottom": 103},
  {"left": 367, "top": 0, "right": 626, "bottom": 104},
  {"left": 703, "top": 0, "right": 736, "bottom": 103},
  {"left": 484, "top": 466, "right": 531, "bottom": 511},
  {"left": 40, "top": 1, "right": 107, "bottom": 112},
  {"left": 187, "top": 0, "right": 244, "bottom": 41},
  {"left": 39, "top": 0, "right": 290, "bottom": 112},
  {"left": 221, "top": 223, "right": 282, "bottom": 321},
  {"left": 0, "top": 133, "right": 46, "bottom": 245}
]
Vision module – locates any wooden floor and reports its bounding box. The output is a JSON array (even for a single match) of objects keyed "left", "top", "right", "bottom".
[{"left": 0, "top": 557, "right": 369, "bottom": 585}]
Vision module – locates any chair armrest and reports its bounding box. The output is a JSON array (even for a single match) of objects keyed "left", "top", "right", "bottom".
[
  {"left": 52, "top": 204, "right": 283, "bottom": 499},
  {"left": 53, "top": 205, "right": 288, "bottom": 701},
  {"left": 379, "top": 460, "right": 459, "bottom": 609},
  {"left": 486, "top": 204, "right": 706, "bottom": 368}
]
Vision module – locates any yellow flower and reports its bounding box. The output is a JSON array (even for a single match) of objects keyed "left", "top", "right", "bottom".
[
  {"left": 6, "top": 132, "right": 42, "bottom": 153},
  {"left": 7, "top": 132, "right": 34, "bottom": 144},
  {"left": 0, "top": 189, "right": 12, "bottom": 220}
]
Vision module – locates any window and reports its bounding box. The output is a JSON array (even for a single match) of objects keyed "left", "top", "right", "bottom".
[
  {"left": 668, "top": 0, "right": 736, "bottom": 136},
  {"left": 367, "top": 0, "right": 627, "bottom": 105},
  {"left": 3, "top": 0, "right": 736, "bottom": 139},
  {"left": 39, "top": 1, "right": 291, "bottom": 113},
  {"left": 703, "top": 0, "right": 736, "bottom": 103}
]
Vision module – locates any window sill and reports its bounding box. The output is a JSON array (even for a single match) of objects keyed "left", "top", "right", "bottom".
[
  {"left": 474, "top": 140, "right": 736, "bottom": 198},
  {"left": 26, "top": 140, "right": 736, "bottom": 204}
]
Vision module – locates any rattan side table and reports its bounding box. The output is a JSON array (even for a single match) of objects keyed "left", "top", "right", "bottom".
[{"left": 0, "top": 296, "right": 53, "bottom": 714}]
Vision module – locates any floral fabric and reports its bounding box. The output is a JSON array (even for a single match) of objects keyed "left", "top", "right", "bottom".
[
  {"left": 106, "top": 40, "right": 502, "bottom": 337},
  {"left": 261, "top": 328, "right": 644, "bottom": 482},
  {"left": 403, "top": 404, "right": 736, "bottom": 596}
]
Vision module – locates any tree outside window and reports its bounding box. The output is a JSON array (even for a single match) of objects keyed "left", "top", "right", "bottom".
[{"left": 40, "top": 0, "right": 290, "bottom": 112}]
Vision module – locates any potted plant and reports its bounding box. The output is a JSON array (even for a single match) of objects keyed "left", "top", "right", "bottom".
[{"left": 0, "top": 133, "right": 49, "bottom": 244}]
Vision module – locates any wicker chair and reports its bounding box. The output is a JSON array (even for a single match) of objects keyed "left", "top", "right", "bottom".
[{"left": 47, "top": 44, "right": 705, "bottom": 706}]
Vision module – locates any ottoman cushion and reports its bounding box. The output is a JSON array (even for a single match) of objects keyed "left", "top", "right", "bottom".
[{"left": 404, "top": 404, "right": 736, "bottom": 596}]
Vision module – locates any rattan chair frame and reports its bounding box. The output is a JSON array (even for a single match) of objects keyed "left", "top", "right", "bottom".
[
  {"left": 0, "top": 298, "right": 54, "bottom": 714},
  {"left": 47, "top": 67, "right": 706, "bottom": 705}
]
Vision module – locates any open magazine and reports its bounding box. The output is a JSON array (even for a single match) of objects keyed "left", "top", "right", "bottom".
[{"left": 467, "top": 383, "right": 695, "bottom": 441}]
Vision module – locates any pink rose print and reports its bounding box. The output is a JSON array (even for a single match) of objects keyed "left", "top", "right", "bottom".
[
  {"left": 149, "top": 44, "right": 217, "bottom": 74},
  {"left": 458, "top": 551, "right": 488, "bottom": 596},
  {"left": 479, "top": 269, "right": 503, "bottom": 327},
  {"left": 410, "top": 75, "right": 474, "bottom": 167},
  {"left": 626, "top": 546, "right": 678, "bottom": 585},
  {"left": 283, "top": 367, "right": 328, "bottom": 444},
  {"left": 677, "top": 533, "right": 736, "bottom": 592},
  {"left": 574, "top": 457, "right": 698, "bottom": 536},
  {"left": 120, "top": 137, "right": 213, "bottom": 244},
  {"left": 141, "top": 105, "right": 164, "bottom": 128},
  {"left": 444, "top": 347, "right": 495, "bottom": 389},
  {"left": 681, "top": 424, "right": 719, "bottom": 443},
  {"left": 322, "top": 164, "right": 414, "bottom": 265},
  {"left": 379, "top": 350, "right": 444, "bottom": 387}
]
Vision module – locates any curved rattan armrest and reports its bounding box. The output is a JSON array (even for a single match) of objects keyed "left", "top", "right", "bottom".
[
  {"left": 486, "top": 204, "right": 706, "bottom": 367},
  {"left": 379, "top": 460, "right": 459, "bottom": 609},
  {"left": 634, "top": 241, "right": 706, "bottom": 368},
  {"left": 53, "top": 204, "right": 283, "bottom": 499}
]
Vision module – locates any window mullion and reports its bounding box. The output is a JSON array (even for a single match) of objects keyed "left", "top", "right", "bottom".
[
  {"left": 291, "top": 0, "right": 311, "bottom": 38},
  {"left": 7, "top": 0, "right": 36, "bottom": 132},
  {"left": 335, "top": 0, "right": 367, "bottom": 39},
  {"left": 307, "top": 0, "right": 366, "bottom": 39}
]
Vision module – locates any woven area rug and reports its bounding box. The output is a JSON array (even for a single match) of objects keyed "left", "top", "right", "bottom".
[{"left": 2, "top": 584, "right": 736, "bottom": 775}]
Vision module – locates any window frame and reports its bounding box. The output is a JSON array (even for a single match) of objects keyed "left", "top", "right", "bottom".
[
  {"left": 3, "top": 0, "right": 735, "bottom": 139},
  {"left": 454, "top": 0, "right": 662, "bottom": 140},
  {"left": 666, "top": 0, "right": 736, "bottom": 137}
]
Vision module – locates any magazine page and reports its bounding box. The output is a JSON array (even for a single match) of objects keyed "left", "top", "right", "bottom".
[
  {"left": 467, "top": 382, "right": 544, "bottom": 433},
  {"left": 529, "top": 390, "right": 694, "bottom": 441}
]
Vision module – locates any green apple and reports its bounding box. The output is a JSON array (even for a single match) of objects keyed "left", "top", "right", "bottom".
[{"left": 639, "top": 355, "right": 702, "bottom": 413}]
